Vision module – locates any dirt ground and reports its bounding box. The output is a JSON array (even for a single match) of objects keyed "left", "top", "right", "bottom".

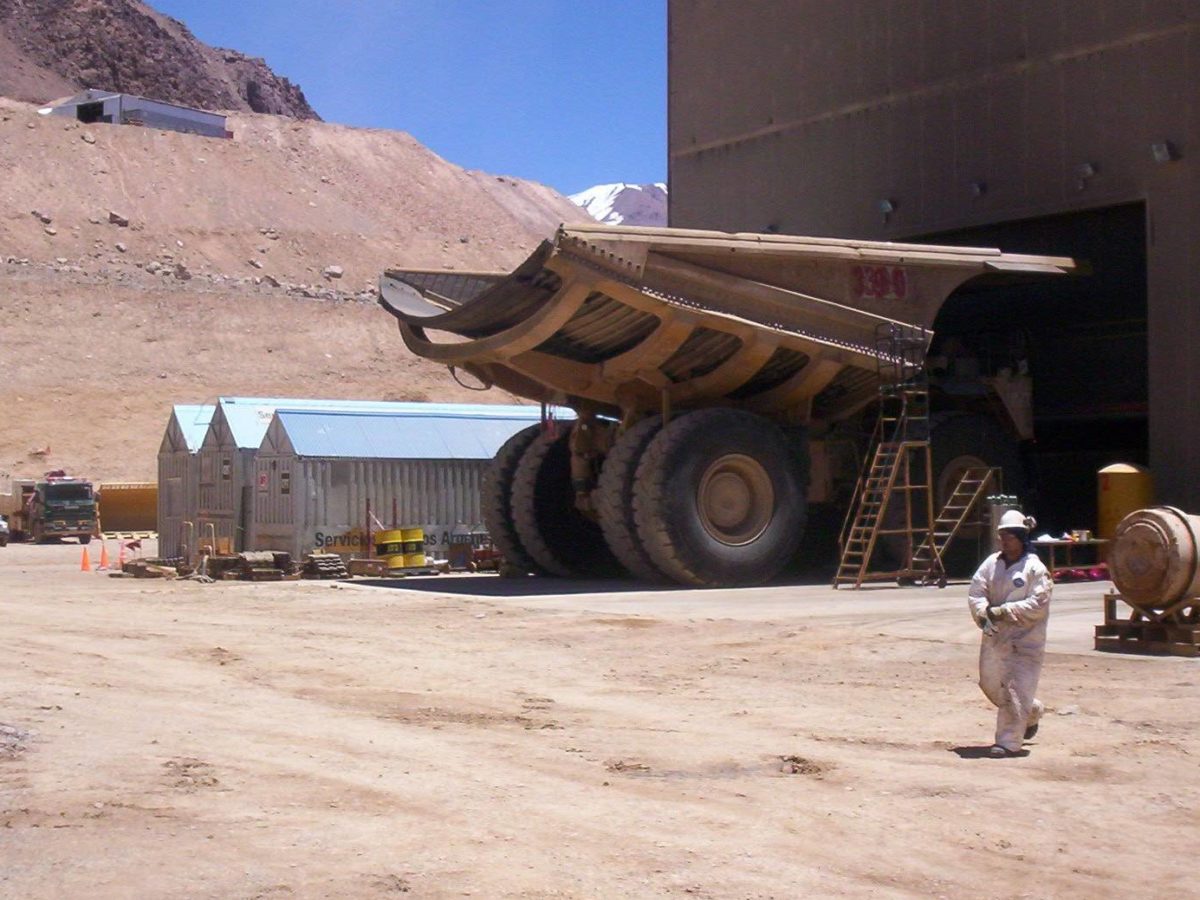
[{"left": 1, "top": 543, "right": 1196, "bottom": 899}]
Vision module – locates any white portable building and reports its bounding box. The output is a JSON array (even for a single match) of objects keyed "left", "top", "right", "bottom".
[
  {"left": 39, "top": 89, "right": 230, "bottom": 138},
  {"left": 156, "top": 404, "right": 215, "bottom": 558},
  {"left": 252, "top": 406, "right": 546, "bottom": 560}
]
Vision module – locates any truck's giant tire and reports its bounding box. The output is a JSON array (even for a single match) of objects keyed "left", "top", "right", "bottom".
[
  {"left": 511, "top": 425, "right": 623, "bottom": 578},
  {"left": 928, "top": 411, "right": 1026, "bottom": 576},
  {"left": 632, "top": 409, "right": 807, "bottom": 587},
  {"left": 881, "top": 411, "right": 1027, "bottom": 576},
  {"left": 481, "top": 423, "right": 546, "bottom": 575},
  {"left": 79, "top": 534, "right": 91, "bottom": 545},
  {"left": 594, "top": 415, "right": 667, "bottom": 582}
]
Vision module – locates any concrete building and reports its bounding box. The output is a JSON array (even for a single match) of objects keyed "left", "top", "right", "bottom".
[
  {"left": 252, "top": 406, "right": 546, "bottom": 561},
  {"left": 157, "top": 404, "right": 215, "bottom": 558},
  {"left": 667, "top": 1, "right": 1198, "bottom": 527},
  {"left": 39, "top": 89, "right": 231, "bottom": 139}
]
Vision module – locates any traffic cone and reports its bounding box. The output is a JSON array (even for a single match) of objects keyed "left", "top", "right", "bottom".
[
  {"left": 117, "top": 542, "right": 126, "bottom": 571},
  {"left": 97, "top": 542, "right": 109, "bottom": 571},
  {"left": 80, "top": 546, "right": 92, "bottom": 572}
]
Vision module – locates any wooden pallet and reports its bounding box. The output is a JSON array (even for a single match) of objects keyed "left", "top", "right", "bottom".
[{"left": 1094, "top": 592, "right": 1200, "bottom": 657}]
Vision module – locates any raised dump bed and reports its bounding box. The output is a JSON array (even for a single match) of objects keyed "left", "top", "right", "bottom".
[{"left": 380, "top": 225, "right": 1073, "bottom": 586}]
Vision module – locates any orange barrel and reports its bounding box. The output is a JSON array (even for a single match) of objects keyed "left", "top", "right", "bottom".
[
  {"left": 1098, "top": 464, "right": 1154, "bottom": 547},
  {"left": 401, "top": 527, "right": 425, "bottom": 567},
  {"left": 1109, "top": 507, "right": 1200, "bottom": 609}
]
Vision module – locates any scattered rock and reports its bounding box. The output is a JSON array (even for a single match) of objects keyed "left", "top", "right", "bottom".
[
  {"left": 248, "top": 258, "right": 263, "bottom": 269},
  {"left": 115, "top": 242, "right": 127, "bottom": 253},
  {"left": 108, "top": 211, "right": 129, "bottom": 227},
  {"left": 173, "top": 263, "right": 192, "bottom": 281},
  {"left": 262, "top": 274, "right": 280, "bottom": 288},
  {"left": 145, "top": 261, "right": 163, "bottom": 274},
  {"left": 55, "top": 257, "right": 68, "bottom": 265},
  {"left": 779, "top": 755, "right": 826, "bottom": 776},
  {"left": 31, "top": 210, "right": 52, "bottom": 224},
  {"left": 323, "top": 265, "right": 343, "bottom": 279},
  {"left": 87, "top": 215, "right": 102, "bottom": 224},
  {"left": 81, "top": 132, "right": 96, "bottom": 144},
  {"left": 1057, "top": 705, "right": 1080, "bottom": 716},
  {"left": 44, "top": 226, "right": 57, "bottom": 236}
]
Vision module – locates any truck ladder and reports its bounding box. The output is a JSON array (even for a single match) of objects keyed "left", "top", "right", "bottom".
[
  {"left": 910, "top": 467, "right": 1001, "bottom": 583},
  {"left": 833, "top": 439, "right": 939, "bottom": 588},
  {"left": 834, "top": 323, "right": 939, "bottom": 589}
]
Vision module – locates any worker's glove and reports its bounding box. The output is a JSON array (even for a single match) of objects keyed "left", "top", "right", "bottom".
[
  {"left": 976, "top": 615, "right": 997, "bottom": 636},
  {"left": 986, "top": 605, "right": 1005, "bottom": 623}
]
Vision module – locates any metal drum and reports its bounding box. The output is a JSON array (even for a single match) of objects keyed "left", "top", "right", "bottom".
[
  {"left": 401, "top": 527, "right": 425, "bottom": 567},
  {"left": 1098, "top": 464, "right": 1154, "bottom": 548},
  {"left": 1109, "top": 507, "right": 1200, "bottom": 608},
  {"left": 375, "top": 529, "right": 406, "bottom": 558}
]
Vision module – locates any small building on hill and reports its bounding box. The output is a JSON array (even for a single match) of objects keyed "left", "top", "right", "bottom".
[
  {"left": 39, "top": 89, "right": 231, "bottom": 139},
  {"left": 253, "top": 406, "right": 547, "bottom": 561}
]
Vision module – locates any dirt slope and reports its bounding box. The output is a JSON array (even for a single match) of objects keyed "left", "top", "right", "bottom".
[{"left": 0, "top": 97, "right": 589, "bottom": 484}]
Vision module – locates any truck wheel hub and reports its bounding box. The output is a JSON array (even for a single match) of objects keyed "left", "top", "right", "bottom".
[{"left": 698, "top": 454, "right": 773, "bottom": 545}]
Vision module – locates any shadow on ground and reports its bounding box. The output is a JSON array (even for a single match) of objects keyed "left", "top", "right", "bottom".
[
  {"left": 951, "top": 746, "right": 1031, "bottom": 759},
  {"left": 353, "top": 570, "right": 844, "bottom": 598}
]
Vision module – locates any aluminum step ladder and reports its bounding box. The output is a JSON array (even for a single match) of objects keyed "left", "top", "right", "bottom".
[{"left": 910, "top": 466, "right": 1001, "bottom": 584}]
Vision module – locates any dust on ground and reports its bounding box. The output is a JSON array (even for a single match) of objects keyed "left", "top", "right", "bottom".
[{"left": 1, "top": 541, "right": 1196, "bottom": 898}]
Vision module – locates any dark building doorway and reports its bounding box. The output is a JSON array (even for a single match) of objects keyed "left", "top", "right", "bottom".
[{"left": 923, "top": 203, "right": 1148, "bottom": 537}]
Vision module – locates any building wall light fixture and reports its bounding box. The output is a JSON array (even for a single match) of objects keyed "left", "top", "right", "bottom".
[{"left": 1151, "top": 141, "right": 1179, "bottom": 163}]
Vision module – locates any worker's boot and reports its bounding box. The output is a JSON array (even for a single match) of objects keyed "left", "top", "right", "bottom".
[
  {"left": 1023, "top": 700, "right": 1044, "bottom": 740},
  {"left": 987, "top": 745, "right": 1013, "bottom": 759}
]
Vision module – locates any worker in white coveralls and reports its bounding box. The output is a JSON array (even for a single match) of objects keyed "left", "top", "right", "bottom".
[{"left": 967, "top": 510, "right": 1053, "bottom": 758}]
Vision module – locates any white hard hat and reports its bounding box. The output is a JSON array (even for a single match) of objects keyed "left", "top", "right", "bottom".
[{"left": 998, "top": 509, "right": 1036, "bottom": 532}]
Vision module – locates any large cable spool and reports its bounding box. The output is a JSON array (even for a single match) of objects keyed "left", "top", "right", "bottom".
[{"left": 1109, "top": 507, "right": 1200, "bottom": 608}]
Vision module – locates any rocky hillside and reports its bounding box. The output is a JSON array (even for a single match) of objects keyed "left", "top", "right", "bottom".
[
  {"left": 0, "top": 96, "right": 589, "bottom": 483},
  {"left": 0, "top": 0, "right": 318, "bottom": 118}
]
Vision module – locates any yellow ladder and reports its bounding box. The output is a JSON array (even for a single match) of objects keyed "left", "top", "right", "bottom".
[
  {"left": 911, "top": 467, "right": 1000, "bottom": 583},
  {"left": 833, "top": 439, "right": 938, "bottom": 588}
]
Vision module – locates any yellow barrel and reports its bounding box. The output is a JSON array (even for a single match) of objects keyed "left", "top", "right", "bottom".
[
  {"left": 1110, "top": 507, "right": 1200, "bottom": 609},
  {"left": 1098, "top": 464, "right": 1153, "bottom": 542},
  {"left": 384, "top": 552, "right": 407, "bottom": 570},
  {"left": 375, "top": 529, "right": 406, "bottom": 557},
  {"left": 401, "top": 527, "right": 425, "bottom": 566}
]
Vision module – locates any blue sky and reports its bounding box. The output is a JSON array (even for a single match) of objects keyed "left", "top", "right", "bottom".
[{"left": 149, "top": 0, "right": 666, "bottom": 195}]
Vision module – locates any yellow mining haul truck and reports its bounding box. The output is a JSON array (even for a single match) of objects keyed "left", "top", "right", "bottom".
[{"left": 379, "top": 224, "right": 1073, "bottom": 586}]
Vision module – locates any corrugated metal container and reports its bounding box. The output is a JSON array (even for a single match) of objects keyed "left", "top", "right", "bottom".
[
  {"left": 193, "top": 398, "right": 545, "bottom": 554},
  {"left": 156, "top": 404, "right": 214, "bottom": 558},
  {"left": 251, "top": 407, "right": 546, "bottom": 560},
  {"left": 97, "top": 482, "right": 157, "bottom": 532}
]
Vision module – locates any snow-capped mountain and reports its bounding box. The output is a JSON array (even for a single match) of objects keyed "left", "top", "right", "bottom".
[{"left": 569, "top": 182, "right": 668, "bottom": 226}]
